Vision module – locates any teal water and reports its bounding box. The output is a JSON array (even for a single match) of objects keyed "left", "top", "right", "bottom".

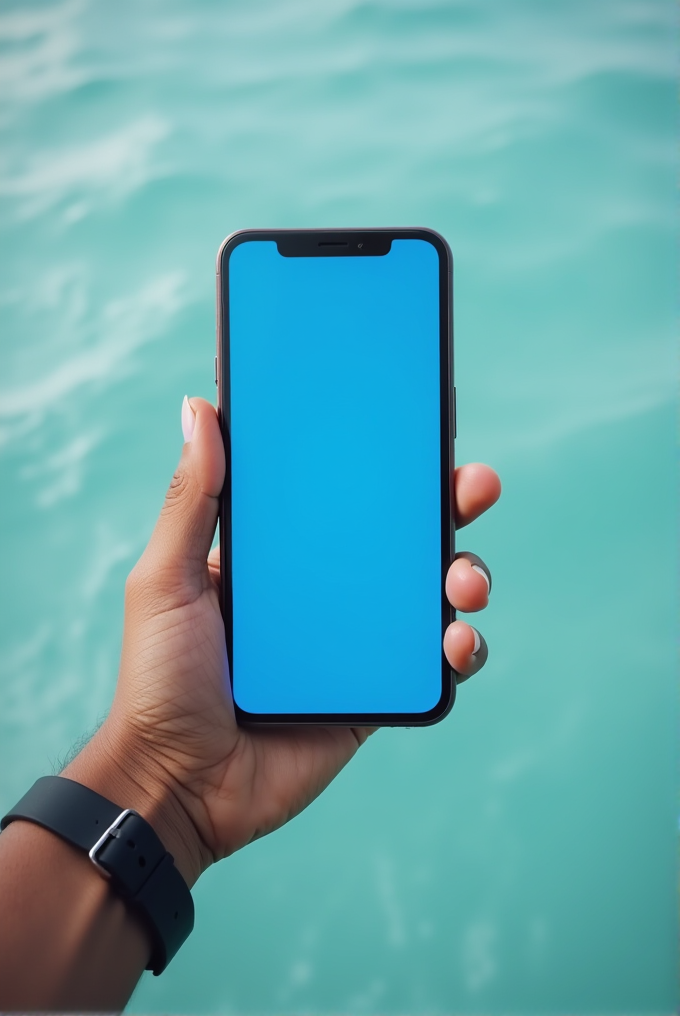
[{"left": 0, "top": 1, "right": 676, "bottom": 1012}]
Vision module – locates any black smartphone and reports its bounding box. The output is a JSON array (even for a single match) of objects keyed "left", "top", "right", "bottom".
[{"left": 216, "top": 227, "right": 455, "bottom": 726}]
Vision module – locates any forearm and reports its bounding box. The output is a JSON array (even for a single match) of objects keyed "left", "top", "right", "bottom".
[
  {"left": 0, "top": 722, "right": 204, "bottom": 1011},
  {"left": 0, "top": 817, "right": 149, "bottom": 1010}
]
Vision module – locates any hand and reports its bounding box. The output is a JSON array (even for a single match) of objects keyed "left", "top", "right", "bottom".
[{"left": 66, "top": 398, "right": 500, "bottom": 887}]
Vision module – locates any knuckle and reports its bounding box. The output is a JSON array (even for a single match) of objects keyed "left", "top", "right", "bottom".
[
  {"left": 159, "top": 467, "right": 194, "bottom": 526},
  {"left": 124, "top": 558, "right": 179, "bottom": 617},
  {"left": 164, "top": 467, "right": 191, "bottom": 509},
  {"left": 125, "top": 561, "right": 142, "bottom": 596},
  {"left": 124, "top": 559, "right": 151, "bottom": 603}
]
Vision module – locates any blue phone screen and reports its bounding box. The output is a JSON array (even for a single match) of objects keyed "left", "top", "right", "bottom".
[{"left": 228, "top": 237, "right": 444, "bottom": 715}]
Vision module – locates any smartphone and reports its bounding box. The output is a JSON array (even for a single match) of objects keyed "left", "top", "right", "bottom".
[{"left": 216, "top": 228, "right": 455, "bottom": 726}]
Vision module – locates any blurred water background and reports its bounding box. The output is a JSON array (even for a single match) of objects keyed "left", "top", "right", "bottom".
[{"left": 0, "top": 0, "right": 677, "bottom": 1012}]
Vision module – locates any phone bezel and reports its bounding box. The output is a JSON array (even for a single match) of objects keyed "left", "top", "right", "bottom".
[{"left": 217, "top": 227, "right": 456, "bottom": 726}]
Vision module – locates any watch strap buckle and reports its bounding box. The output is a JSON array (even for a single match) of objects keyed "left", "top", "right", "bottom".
[{"left": 88, "top": 807, "right": 137, "bottom": 877}]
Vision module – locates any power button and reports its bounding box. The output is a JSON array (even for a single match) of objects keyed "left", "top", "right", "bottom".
[
  {"left": 453, "top": 386, "right": 457, "bottom": 439},
  {"left": 214, "top": 355, "right": 218, "bottom": 387}
]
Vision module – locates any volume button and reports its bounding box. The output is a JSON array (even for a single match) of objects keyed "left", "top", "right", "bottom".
[
  {"left": 215, "top": 355, "right": 218, "bottom": 387},
  {"left": 452, "top": 386, "right": 457, "bottom": 439}
]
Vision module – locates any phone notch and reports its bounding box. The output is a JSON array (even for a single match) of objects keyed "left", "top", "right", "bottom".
[{"left": 277, "top": 232, "right": 392, "bottom": 257}]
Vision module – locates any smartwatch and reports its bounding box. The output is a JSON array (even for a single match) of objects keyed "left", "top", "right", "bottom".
[{"left": 1, "top": 776, "right": 194, "bottom": 975}]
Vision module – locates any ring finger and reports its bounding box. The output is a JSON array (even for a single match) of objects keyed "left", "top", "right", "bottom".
[{"left": 444, "top": 620, "right": 488, "bottom": 681}]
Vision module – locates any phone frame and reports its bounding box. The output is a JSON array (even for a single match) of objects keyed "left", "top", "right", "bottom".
[{"left": 216, "top": 227, "right": 456, "bottom": 726}]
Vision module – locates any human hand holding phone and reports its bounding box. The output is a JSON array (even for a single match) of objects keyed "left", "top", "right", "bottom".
[
  {"left": 0, "top": 397, "right": 500, "bottom": 1011},
  {"left": 65, "top": 398, "right": 501, "bottom": 888}
]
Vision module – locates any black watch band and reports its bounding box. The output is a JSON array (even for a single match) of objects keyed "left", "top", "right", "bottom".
[{"left": 0, "top": 776, "right": 194, "bottom": 975}]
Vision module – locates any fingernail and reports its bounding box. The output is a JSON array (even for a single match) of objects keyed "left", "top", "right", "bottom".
[
  {"left": 472, "top": 564, "right": 490, "bottom": 593},
  {"left": 456, "top": 626, "right": 488, "bottom": 684},
  {"left": 181, "top": 395, "right": 196, "bottom": 443}
]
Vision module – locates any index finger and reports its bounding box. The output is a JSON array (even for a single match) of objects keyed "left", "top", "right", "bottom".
[{"left": 453, "top": 463, "right": 501, "bottom": 529}]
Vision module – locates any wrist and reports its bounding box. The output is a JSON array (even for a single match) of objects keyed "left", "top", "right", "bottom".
[{"left": 62, "top": 719, "right": 209, "bottom": 887}]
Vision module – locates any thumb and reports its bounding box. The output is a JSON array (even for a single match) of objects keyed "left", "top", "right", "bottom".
[{"left": 133, "top": 396, "right": 225, "bottom": 606}]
